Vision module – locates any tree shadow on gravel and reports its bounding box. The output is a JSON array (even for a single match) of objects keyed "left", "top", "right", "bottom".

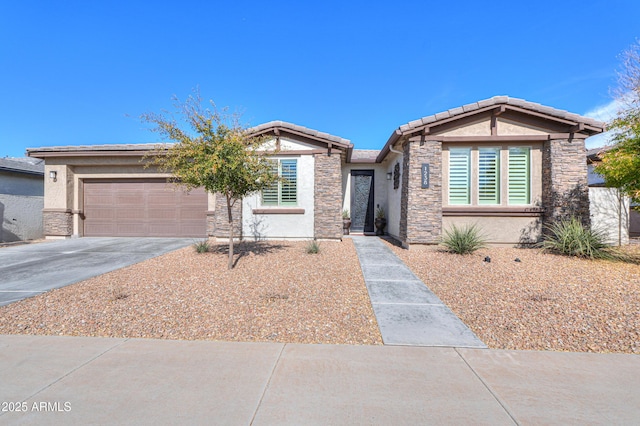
[{"left": 209, "top": 241, "right": 288, "bottom": 268}]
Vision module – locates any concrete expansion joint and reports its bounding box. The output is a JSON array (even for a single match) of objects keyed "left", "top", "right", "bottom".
[
  {"left": 0, "top": 338, "right": 131, "bottom": 419},
  {"left": 454, "top": 348, "right": 520, "bottom": 425},
  {"left": 250, "top": 343, "right": 286, "bottom": 425}
]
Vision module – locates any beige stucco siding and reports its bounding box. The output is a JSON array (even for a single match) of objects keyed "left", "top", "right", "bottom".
[{"left": 443, "top": 216, "right": 541, "bottom": 244}]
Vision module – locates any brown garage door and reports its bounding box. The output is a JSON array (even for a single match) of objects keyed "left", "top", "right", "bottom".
[{"left": 84, "top": 179, "right": 208, "bottom": 237}]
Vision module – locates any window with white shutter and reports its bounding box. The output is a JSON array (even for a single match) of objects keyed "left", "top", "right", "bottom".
[
  {"left": 449, "top": 148, "right": 471, "bottom": 205},
  {"left": 508, "top": 147, "right": 530, "bottom": 205},
  {"left": 261, "top": 159, "right": 297, "bottom": 206},
  {"left": 478, "top": 148, "right": 500, "bottom": 205}
]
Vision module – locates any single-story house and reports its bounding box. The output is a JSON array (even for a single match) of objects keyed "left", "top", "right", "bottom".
[
  {"left": 27, "top": 96, "right": 605, "bottom": 246},
  {"left": 0, "top": 157, "right": 44, "bottom": 242}
]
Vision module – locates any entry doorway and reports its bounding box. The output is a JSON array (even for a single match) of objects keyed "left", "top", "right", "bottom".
[{"left": 350, "top": 170, "right": 375, "bottom": 233}]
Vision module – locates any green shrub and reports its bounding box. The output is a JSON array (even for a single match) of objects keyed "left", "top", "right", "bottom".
[
  {"left": 440, "top": 223, "right": 487, "bottom": 254},
  {"left": 306, "top": 240, "right": 320, "bottom": 254},
  {"left": 194, "top": 240, "right": 210, "bottom": 254},
  {"left": 540, "top": 217, "right": 615, "bottom": 260}
]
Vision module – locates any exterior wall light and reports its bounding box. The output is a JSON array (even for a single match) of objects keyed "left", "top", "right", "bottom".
[
  {"left": 386, "top": 172, "right": 392, "bottom": 180},
  {"left": 49, "top": 170, "right": 57, "bottom": 182}
]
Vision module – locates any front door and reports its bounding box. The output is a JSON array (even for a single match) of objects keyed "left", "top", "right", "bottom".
[{"left": 350, "top": 170, "right": 374, "bottom": 233}]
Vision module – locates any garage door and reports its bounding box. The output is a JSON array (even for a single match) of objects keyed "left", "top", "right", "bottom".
[{"left": 83, "top": 179, "right": 208, "bottom": 237}]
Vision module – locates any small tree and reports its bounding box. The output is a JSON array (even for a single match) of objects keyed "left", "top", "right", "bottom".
[
  {"left": 141, "top": 92, "right": 278, "bottom": 269},
  {"left": 595, "top": 40, "right": 640, "bottom": 203}
]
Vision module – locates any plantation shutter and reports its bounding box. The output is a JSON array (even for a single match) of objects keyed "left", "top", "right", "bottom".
[
  {"left": 261, "top": 160, "right": 279, "bottom": 205},
  {"left": 508, "top": 147, "right": 530, "bottom": 204},
  {"left": 449, "top": 148, "right": 471, "bottom": 205},
  {"left": 280, "top": 159, "right": 297, "bottom": 205},
  {"left": 478, "top": 148, "right": 500, "bottom": 205}
]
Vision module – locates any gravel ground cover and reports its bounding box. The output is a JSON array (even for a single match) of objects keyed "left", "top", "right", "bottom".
[
  {"left": 385, "top": 240, "right": 640, "bottom": 354},
  {"left": 0, "top": 240, "right": 382, "bottom": 345}
]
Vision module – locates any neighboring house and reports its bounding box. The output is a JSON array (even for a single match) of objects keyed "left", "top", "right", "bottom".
[
  {"left": 0, "top": 157, "right": 44, "bottom": 242},
  {"left": 587, "top": 147, "right": 636, "bottom": 244},
  {"left": 27, "top": 96, "right": 605, "bottom": 246}
]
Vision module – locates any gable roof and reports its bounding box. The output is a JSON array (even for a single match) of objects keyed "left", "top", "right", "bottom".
[
  {"left": 0, "top": 157, "right": 44, "bottom": 175},
  {"left": 377, "top": 96, "right": 606, "bottom": 162},
  {"left": 28, "top": 122, "right": 353, "bottom": 158},
  {"left": 249, "top": 120, "right": 352, "bottom": 148}
]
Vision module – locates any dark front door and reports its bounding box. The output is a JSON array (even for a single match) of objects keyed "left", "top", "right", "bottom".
[{"left": 350, "top": 170, "right": 374, "bottom": 233}]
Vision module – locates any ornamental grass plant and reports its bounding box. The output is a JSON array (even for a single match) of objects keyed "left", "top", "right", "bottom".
[
  {"left": 540, "top": 216, "right": 630, "bottom": 262},
  {"left": 440, "top": 223, "right": 487, "bottom": 255}
]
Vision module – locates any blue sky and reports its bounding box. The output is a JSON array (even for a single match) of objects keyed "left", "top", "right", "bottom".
[{"left": 1, "top": 1, "right": 639, "bottom": 158}]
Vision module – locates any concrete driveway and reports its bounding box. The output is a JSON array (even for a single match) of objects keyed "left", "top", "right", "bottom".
[{"left": 0, "top": 238, "right": 194, "bottom": 306}]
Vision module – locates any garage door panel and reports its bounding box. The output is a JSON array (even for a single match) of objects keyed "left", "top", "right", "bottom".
[
  {"left": 148, "top": 193, "right": 178, "bottom": 205},
  {"left": 116, "top": 209, "right": 146, "bottom": 220},
  {"left": 148, "top": 208, "right": 178, "bottom": 220},
  {"left": 84, "top": 179, "right": 207, "bottom": 237}
]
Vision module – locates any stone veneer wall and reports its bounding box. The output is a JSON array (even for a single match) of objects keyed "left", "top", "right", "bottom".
[
  {"left": 206, "top": 212, "right": 215, "bottom": 237},
  {"left": 314, "top": 152, "right": 342, "bottom": 239},
  {"left": 213, "top": 194, "right": 242, "bottom": 239},
  {"left": 43, "top": 209, "right": 73, "bottom": 237},
  {"left": 399, "top": 140, "right": 442, "bottom": 245},
  {"left": 542, "top": 138, "right": 590, "bottom": 229}
]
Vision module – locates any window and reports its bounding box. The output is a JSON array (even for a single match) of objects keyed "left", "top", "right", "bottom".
[
  {"left": 508, "top": 147, "right": 530, "bottom": 204},
  {"left": 478, "top": 148, "right": 500, "bottom": 205},
  {"left": 262, "top": 159, "right": 297, "bottom": 206},
  {"left": 448, "top": 148, "right": 471, "bottom": 205},
  {"left": 447, "top": 146, "right": 532, "bottom": 206}
]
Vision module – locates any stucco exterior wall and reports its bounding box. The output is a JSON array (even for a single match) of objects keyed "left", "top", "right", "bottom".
[
  {"left": 443, "top": 216, "right": 541, "bottom": 245},
  {"left": 589, "top": 187, "right": 630, "bottom": 246},
  {"left": 0, "top": 171, "right": 44, "bottom": 242},
  {"left": 341, "top": 162, "right": 388, "bottom": 228},
  {"left": 242, "top": 154, "right": 315, "bottom": 240},
  {"left": 384, "top": 152, "right": 403, "bottom": 240},
  {"left": 0, "top": 194, "right": 43, "bottom": 241}
]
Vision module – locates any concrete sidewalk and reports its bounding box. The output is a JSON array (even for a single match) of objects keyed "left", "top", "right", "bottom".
[
  {"left": 352, "top": 236, "right": 485, "bottom": 348},
  {"left": 0, "top": 335, "right": 638, "bottom": 424}
]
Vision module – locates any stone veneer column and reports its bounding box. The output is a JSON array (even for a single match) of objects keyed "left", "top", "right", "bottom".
[
  {"left": 399, "top": 140, "right": 442, "bottom": 246},
  {"left": 43, "top": 209, "right": 73, "bottom": 237},
  {"left": 541, "top": 138, "right": 590, "bottom": 228},
  {"left": 213, "top": 193, "right": 243, "bottom": 240},
  {"left": 314, "top": 152, "right": 342, "bottom": 240}
]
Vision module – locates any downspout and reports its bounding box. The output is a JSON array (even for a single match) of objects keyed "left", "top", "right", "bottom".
[{"left": 389, "top": 145, "right": 403, "bottom": 155}]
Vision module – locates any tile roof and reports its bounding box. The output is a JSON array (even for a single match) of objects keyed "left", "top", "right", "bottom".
[
  {"left": 27, "top": 143, "right": 169, "bottom": 153},
  {"left": 350, "top": 149, "right": 381, "bottom": 162},
  {"left": 0, "top": 157, "right": 44, "bottom": 175},
  {"left": 398, "top": 96, "right": 606, "bottom": 134},
  {"left": 250, "top": 121, "right": 352, "bottom": 146}
]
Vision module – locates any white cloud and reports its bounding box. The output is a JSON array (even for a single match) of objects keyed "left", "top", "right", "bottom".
[
  {"left": 583, "top": 98, "right": 621, "bottom": 122},
  {"left": 582, "top": 95, "right": 634, "bottom": 149}
]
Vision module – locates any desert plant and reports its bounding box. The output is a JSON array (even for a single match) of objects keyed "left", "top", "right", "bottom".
[
  {"left": 440, "top": 223, "right": 487, "bottom": 254},
  {"left": 376, "top": 207, "right": 385, "bottom": 219},
  {"left": 306, "top": 240, "right": 321, "bottom": 254},
  {"left": 342, "top": 209, "right": 350, "bottom": 219},
  {"left": 539, "top": 217, "right": 616, "bottom": 260},
  {"left": 194, "top": 240, "right": 210, "bottom": 254}
]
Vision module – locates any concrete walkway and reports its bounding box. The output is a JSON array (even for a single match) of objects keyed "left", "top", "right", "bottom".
[
  {"left": 352, "top": 236, "right": 486, "bottom": 348},
  {"left": 1, "top": 335, "right": 639, "bottom": 424},
  {"left": 0, "top": 238, "right": 194, "bottom": 306}
]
